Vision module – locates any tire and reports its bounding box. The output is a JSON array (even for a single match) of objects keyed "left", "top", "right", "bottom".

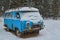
[
  {"left": 15, "top": 29, "right": 21, "bottom": 37},
  {"left": 4, "top": 25, "right": 9, "bottom": 31}
]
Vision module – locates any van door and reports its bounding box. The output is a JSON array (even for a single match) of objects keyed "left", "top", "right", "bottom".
[{"left": 13, "top": 12, "right": 21, "bottom": 32}]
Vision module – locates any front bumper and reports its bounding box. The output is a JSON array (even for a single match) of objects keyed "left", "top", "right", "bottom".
[
  {"left": 21, "top": 22, "right": 45, "bottom": 33},
  {"left": 23, "top": 27, "right": 39, "bottom": 33},
  {"left": 23, "top": 25, "right": 44, "bottom": 33}
]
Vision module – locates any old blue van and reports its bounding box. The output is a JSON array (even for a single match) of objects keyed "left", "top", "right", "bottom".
[{"left": 4, "top": 7, "right": 44, "bottom": 36}]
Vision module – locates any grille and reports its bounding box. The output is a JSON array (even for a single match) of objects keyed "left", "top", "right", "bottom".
[{"left": 32, "top": 24, "right": 39, "bottom": 28}]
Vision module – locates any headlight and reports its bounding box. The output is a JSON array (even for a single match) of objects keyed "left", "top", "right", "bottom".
[
  {"left": 26, "top": 22, "right": 30, "bottom": 27},
  {"left": 38, "top": 20, "right": 43, "bottom": 24},
  {"left": 38, "top": 21, "right": 41, "bottom": 24},
  {"left": 38, "top": 21, "right": 44, "bottom": 26}
]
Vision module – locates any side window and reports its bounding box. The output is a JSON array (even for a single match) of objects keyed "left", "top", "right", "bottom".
[
  {"left": 16, "top": 12, "right": 20, "bottom": 19},
  {"left": 5, "top": 13, "right": 12, "bottom": 18}
]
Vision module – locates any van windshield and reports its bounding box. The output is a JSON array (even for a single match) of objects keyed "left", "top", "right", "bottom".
[
  {"left": 21, "top": 11, "right": 39, "bottom": 17},
  {"left": 21, "top": 11, "right": 41, "bottom": 20}
]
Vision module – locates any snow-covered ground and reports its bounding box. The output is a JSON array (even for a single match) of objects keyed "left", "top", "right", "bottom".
[{"left": 0, "top": 17, "right": 60, "bottom": 40}]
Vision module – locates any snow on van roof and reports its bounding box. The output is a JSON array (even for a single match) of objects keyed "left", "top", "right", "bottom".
[{"left": 5, "top": 7, "right": 39, "bottom": 13}]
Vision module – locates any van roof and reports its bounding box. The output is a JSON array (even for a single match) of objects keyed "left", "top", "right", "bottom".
[{"left": 5, "top": 7, "right": 39, "bottom": 13}]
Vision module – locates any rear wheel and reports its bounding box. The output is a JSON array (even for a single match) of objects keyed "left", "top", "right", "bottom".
[
  {"left": 15, "top": 29, "right": 22, "bottom": 37},
  {"left": 4, "top": 25, "right": 9, "bottom": 31}
]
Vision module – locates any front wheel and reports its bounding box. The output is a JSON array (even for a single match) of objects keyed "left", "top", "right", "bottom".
[{"left": 15, "top": 29, "right": 22, "bottom": 37}]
